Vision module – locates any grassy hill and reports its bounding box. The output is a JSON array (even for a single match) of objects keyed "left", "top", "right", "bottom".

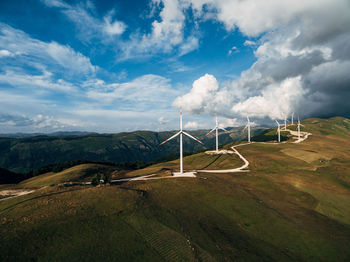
[
  {"left": 0, "top": 127, "right": 263, "bottom": 175},
  {"left": 0, "top": 117, "right": 350, "bottom": 261}
]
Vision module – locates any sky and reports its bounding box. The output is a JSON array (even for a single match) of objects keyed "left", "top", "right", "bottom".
[{"left": 0, "top": 0, "right": 349, "bottom": 133}]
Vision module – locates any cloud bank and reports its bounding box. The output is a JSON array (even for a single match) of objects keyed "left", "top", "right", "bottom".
[{"left": 175, "top": 0, "right": 350, "bottom": 120}]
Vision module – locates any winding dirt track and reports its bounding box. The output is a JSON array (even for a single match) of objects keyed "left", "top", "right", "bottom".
[
  {"left": 111, "top": 126, "right": 312, "bottom": 182},
  {"left": 0, "top": 126, "right": 312, "bottom": 196}
]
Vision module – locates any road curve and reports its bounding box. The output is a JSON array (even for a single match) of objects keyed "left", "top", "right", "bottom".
[
  {"left": 197, "top": 144, "right": 250, "bottom": 173},
  {"left": 111, "top": 125, "right": 312, "bottom": 182}
]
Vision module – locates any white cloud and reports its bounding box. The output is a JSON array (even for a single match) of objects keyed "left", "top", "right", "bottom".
[
  {"left": 243, "top": 40, "right": 256, "bottom": 46},
  {"left": 86, "top": 74, "right": 180, "bottom": 109},
  {"left": 184, "top": 121, "right": 199, "bottom": 129},
  {"left": 219, "top": 118, "right": 240, "bottom": 127},
  {"left": 158, "top": 116, "right": 169, "bottom": 125},
  {"left": 0, "top": 49, "right": 14, "bottom": 58},
  {"left": 46, "top": 42, "right": 96, "bottom": 74},
  {"left": 232, "top": 77, "right": 305, "bottom": 120},
  {"left": 0, "top": 113, "right": 80, "bottom": 132},
  {"left": 103, "top": 12, "right": 126, "bottom": 36},
  {"left": 228, "top": 46, "right": 239, "bottom": 55},
  {"left": 179, "top": 36, "right": 199, "bottom": 56},
  {"left": 41, "top": 0, "right": 126, "bottom": 41},
  {"left": 119, "top": 0, "right": 199, "bottom": 59},
  {"left": 71, "top": 108, "right": 176, "bottom": 132},
  {"left": 0, "top": 69, "right": 76, "bottom": 93},
  {"left": 0, "top": 23, "right": 95, "bottom": 76},
  {"left": 41, "top": 0, "right": 68, "bottom": 8},
  {"left": 187, "top": 0, "right": 329, "bottom": 36},
  {"left": 175, "top": 0, "right": 350, "bottom": 121},
  {"left": 174, "top": 74, "right": 219, "bottom": 113}
]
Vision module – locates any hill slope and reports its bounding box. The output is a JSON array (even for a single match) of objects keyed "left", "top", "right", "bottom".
[
  {"left": 0, "top": 117, "right": 350, "bottom": 261},
  {"left": 0, "top": 127, "right": 263, "bottom": 174}
]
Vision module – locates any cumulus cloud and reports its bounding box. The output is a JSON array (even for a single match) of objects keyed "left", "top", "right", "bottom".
[
  {"left": 175, "top": 0, "right": 350, "bottom": 120},
  {"left": 119, "top": 0, "right": 199, "bottom": 59},
  {"left": 173, "top": 74, "right": 221, "bottom": 114},
  {"left": 187, "top": 0, "right": 329, "bottom": 36},
  {"left": 232, "top": 77, "right": 304, "bottom": 120}
]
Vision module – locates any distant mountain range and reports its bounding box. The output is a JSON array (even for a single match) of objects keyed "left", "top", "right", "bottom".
[
  {"left": 0, "top": 127, "right": 265, "bottom": 175},
  {"left": 0, "top": 131, "right": 96, "bottom": 138}
]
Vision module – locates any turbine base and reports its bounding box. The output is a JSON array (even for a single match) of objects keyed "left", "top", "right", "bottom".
[
  {"left": 172, "top": 172, "right": 197, "bottom": 177},
  {"left": 205, "top": 150, "right": 234, "bottom": 155}
]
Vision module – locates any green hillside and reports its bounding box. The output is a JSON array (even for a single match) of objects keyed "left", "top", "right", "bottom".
[
  {"left": 1, "top": 117, "right": 350, "bottom": 261},
  {"left": 0, "top": 127, "right": 263, "bottom": 175}
]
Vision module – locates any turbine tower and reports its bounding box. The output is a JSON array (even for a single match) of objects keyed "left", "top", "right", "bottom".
[
  {"left": 284, "top": 116, "right": 287, "bottom": 130},
  {"left": 291, "top": 112, "right": 294, "bottom": 125},
  {"left": 242, "top": 116, "right": 251, "bottom": 143},
  {"left": 206, "top": 114, "right": 230, "bottom": 152},
  {"left": 276, "top": 120, "right": 281, "bottom": 142},
  {"left": 297, "top": 116, "right": 301, "bottom": 140},
  {"left": 160, "top": 107, "right": 203, "bottom": 174}
]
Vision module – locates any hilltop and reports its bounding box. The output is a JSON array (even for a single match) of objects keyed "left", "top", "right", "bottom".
[{"left": 0, "top": 117, "right": 350, "bottom": 261}]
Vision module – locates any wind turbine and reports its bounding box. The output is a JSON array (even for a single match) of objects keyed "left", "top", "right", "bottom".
[
  {"left": 242, "top": 116, "right": 251, "bottom": 143},
  {"left": 276, "top": 120, "right": 281, "bottom": 142},
  {"left": 160, "top": 107, "right": 204, "bottom": 174},
  {"left": 284, "top": 116, "right": 287, "bottom": 130},
  {"left": 206, "top": 114, "right": 230, "bottom": 152},
  {"left": 297, "top": 116, "right": 304, "bottom": 141},
  {"left": 291, "top": 112, "right": 294, "bottom": 125}
]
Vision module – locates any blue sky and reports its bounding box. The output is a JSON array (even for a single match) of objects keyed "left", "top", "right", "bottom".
[{"left": 0, "top": 0, "right": 349, "bottom": 133}]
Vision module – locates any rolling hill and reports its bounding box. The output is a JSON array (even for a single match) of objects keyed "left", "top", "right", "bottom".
[
  {"left": 0, "top": 117, "right": 350, "bottom": 261},
  {"left": 0, "top": 127, "right": 264, "bottom": 175}
]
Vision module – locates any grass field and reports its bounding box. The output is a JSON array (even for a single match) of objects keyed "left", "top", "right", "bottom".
[
  {"left": 1, "top": 117, "right": 350, "bottom": 261},
  {"left": 125, "top": 151, "right": 242, "bottom": 177}
]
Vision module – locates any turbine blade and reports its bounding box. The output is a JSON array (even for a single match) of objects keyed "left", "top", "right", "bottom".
[
  {"left": 219, "top": 127, "right": 231, "bottom": 134},
  {"left": 159, "top": 131, "right": 181, "bottom": 145},
  {"left": 241, "top": 125, "right": 248, "bottom": 134},
  {"left": 205, "top": 127, "right": 216, "bottom": 136},
  {"left": 183, "top": 131, "right": 204, "bottom": 145}
]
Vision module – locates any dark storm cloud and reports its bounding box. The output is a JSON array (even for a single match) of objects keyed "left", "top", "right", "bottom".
[{"left": 176, "top": 0, "right": 350, "bottom": 121}]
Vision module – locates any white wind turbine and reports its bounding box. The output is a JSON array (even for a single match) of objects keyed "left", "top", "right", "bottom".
[
  {"left": 284, "top": 116, "right": 287, "bottom": 130},
  {"left": 276, "top": 120, "right": 281, "bottom": 142},
  {"left": 297, "top": 116, "right": 304, "bottom": 141},
  {"left": 291, "top": 112, "right": 294, "bottom": 125},
  {"left": 242, "top": 116, "right": 251, "bottom": 143},
  {"left": 160, "top": 107, "right": 204, "bottom": 174},
  {"left": 206, "top": 114, "right": 230, "bottom": 152}
]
